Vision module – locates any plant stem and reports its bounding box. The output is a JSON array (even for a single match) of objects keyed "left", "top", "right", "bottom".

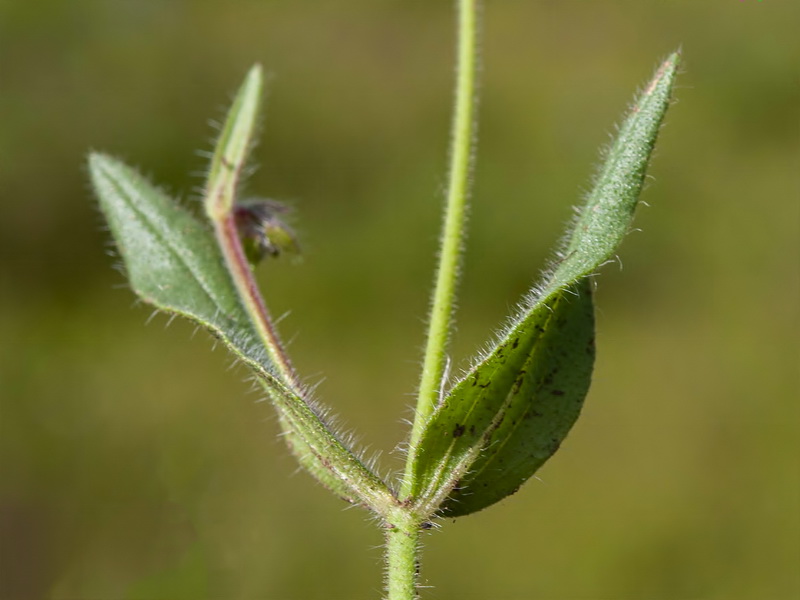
[
  {"left": 403, "top": 0, "right": 480, "bottom": 493},
  {"left": 214, "top": 214, "right": 301, "bottom": 392},
  {"left": 391, "top": 3, "right": 479, "bottom": 592},
  {"left": 385, "top": 512, "right": 422, "bottom": 600}
]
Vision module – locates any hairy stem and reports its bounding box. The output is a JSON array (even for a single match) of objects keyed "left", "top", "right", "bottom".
[
  {"left": 214, "top": 214, "right": 300, "bottom": 391},
  {"left": 385, "top": 512, "right": 422, "bottom": 600},
  {"left": 403, "top": 0, "right": 480, "bottom": 494}
]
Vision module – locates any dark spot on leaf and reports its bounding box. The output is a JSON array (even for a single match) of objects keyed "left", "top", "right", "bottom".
[
  {"left": 491, "top": 412, "right": 506, "bottom": 431},
  {"left": 512, "top": 337, "right": 519, "bottom": 349},
  {"left": 551, "top": 389, "right": 565, "bottom": 396},
  {"left": 512, "top": 370, "right": 526, "bottom": 394},
  {"left": 469, "top": 425, "right": 475, "bottom": 435},
  {"left": 453, "top": 424, "right": 466, "bottom": 438}
]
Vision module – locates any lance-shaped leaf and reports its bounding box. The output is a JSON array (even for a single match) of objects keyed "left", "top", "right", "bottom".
[
  {"left": 205, "top": 64, "right": 263, "bottom": 221},
  {"left": 408, "top": 51, "right": 680, "bottom": 517},
  {"left": 409, "top": 282, "right": 594, "bottom": 517},
  {"left": 89, "top": 153, "right": 395, "bottom": 514}
]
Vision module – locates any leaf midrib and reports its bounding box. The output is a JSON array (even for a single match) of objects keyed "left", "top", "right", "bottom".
[
  {"left": 416, "top": 296, "right": 560, "bottom": 505},
  {"left": 105, "top": 166, "right": 235, "bottom": 325}
]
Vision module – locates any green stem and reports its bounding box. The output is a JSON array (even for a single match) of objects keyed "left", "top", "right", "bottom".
[
  {"left": 403, "top": 0, "right": 480, "bottom": 495},
  {"left": 385, "top": 513, "right": 422, "bottom": 600}
]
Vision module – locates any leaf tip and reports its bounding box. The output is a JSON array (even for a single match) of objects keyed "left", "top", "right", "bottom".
[
  {"left": 87, "top": 152, "right": 116, "bottom": 195},
  {"left": 87, "top": 150, "right": 106, "bottom": 172},
  {"left": 247, "top": 62, "right": 264, "bottom": 85},
  {"left": 204, "top": 63, "right": 267, "bottom": 221},
  {"left": 642, "top": 52, "right": 680, "bottom": 100}
]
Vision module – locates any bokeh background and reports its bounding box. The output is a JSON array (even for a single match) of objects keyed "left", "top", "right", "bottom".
[{"left": 1, "top": 1, "right": 798, "bottom": 599}]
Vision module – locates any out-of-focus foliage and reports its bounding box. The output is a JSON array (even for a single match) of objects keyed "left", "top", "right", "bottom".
[{"left": 0, "top": 2, "right": 797, "bottom": 599}]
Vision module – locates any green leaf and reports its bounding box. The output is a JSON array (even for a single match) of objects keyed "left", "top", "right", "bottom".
[
  {"left": 543, "top": 51, "right": 681, "bottom": 295},
  {"left": 444, "top": 282, "right": 594, "bottom": 517},
  {"left": 409, "top": 281, "right": 594, "bottom": 517},
  {"left": 90, "top": 154, "right": 262, "bottom": 354},
  {"left": 205, "top": 64, "right": 263, "bottom": 221},
  {"left": 89, "top": 153, "right": 394, "bottom": 514},
  {"left": 407, "top": 52, "right": 679, "bottom": 517}
]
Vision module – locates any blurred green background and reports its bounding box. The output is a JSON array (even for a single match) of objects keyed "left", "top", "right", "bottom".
[{"left": 1, "top": 1, "right": 798, "bottom": 599}]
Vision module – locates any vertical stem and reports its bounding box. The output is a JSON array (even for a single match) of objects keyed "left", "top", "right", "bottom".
[
  {"left": 385, "top": 514, "right": 422, "bottom": 600},
  {"left": 403, "top": 0, "right": 480, "bottom": 495}
]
